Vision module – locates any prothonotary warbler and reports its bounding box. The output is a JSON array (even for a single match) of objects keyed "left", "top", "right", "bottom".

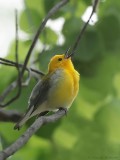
[{"left": 14, "top": 54, "right": 80, "bottom": 130}]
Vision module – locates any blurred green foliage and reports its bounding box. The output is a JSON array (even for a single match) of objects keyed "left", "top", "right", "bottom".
[{"left": 0, "top": 0, "right": 120, "bottom": 159}]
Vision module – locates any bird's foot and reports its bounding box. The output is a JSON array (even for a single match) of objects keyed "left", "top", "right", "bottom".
[
  {"left": 36, "top": 111, "right": 49, "bottom": 118},
  {"left": 59, "top": 107, "right": 68, "bottom": 116}
]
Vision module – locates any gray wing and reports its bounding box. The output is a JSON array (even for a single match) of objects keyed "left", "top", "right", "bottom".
[
  {"left": 28, "top": 69, "right": 63, "bottom": 114},
  {"left": 14, "top": 70, "right": 63, "bottom": 129},
  {"left": 14, "top": 76, "right": 50, "bottom": 130},
  {"left": 28, "top": 75, "right": 50, "bottom": 113}
]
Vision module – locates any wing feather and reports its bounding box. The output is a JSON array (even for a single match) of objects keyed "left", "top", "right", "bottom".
[{"left": 28, "top": 75, "right": 50, "bottom": 113}]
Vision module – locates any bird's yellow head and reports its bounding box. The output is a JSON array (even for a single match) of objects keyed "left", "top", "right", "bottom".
[{"left": 48, "top": 54, "right": 74, "bottom": 73}]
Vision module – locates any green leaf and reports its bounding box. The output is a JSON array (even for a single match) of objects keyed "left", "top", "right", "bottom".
[
  {"left": 20, "top": 9, "right": 42, "bottom": 33},
  {"left": 53, "top": 128, "right": 77, "bottom": 149},
  {"left": 95, "top": 100, "right": 120, "bottom": 143},
  {"left": 81, "top": 54, "right": 120, "bottom": 99},
  {"left": 7, "top": 40, "right": 32, "bottom": 62},
  {"left": 24, "top": 0, "right": 45, "bottom": 17},
  {"left": 35, "top": 119, "right": 61, "bottom": 139},
  {"left": 8, "top": 80, "right": 36, "bottom": 112},
  {"left": 113, "top": 73, "right": 120, "bottom": 99},
  {"left": 0, "top": 123, "right": 25, "bottom": 148},
  {"left": 74, "top": 0, "right": 88, "bottom": 17},
  {"left": 63, "top": 19, "right": 105, "bottom": 62},
  {"left": 9, "top": 135, "right": 52, "bottom": 160},
  {"left": 43, "top": 0, "right": 58, "bottom": 13},
  {"left": 62, "top": 17, "right": 82, "bottom": 43},
  {"left": 75, "top": 29, "right": 105, "bottom": 61},
  {"left": 40, "top": 27, "right": 58, "bottom": 45},
  {"left": 0, "top": 66, "right": 17, "bottom": 93},
  {"left": 99, "top": 0, "right": 120, "bottom": 19},
  {"left": 79, "top": 84, "right": 103, "bottom": 104},
  {"left": 96, "top": 13, "right": 120, "bottom": 52}
]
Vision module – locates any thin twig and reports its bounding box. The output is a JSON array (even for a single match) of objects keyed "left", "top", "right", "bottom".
[
  {"left": 21, "top": 68, "right": 31, "bottom": 86},
  {"left": 8, "top": 9, "right": 22, "bottom": 106},
  {"left": 0, "top": 58, "right": 16, "bottom": 66},
  {"left": 68, "top": 0, "right": 100, "bottom": 57},
  {"left": 20, "top": 0, "right": 69, "bottom": 78},
  {"left": 0, "top": 61, "right": 14, "bottom": 67},
  {"left": 13, "top": 9, "right": 32, "bottom": 101},
  {"left": 24, "top": 0, "right": 35, "bottom": 32},
  {"left": 0, "top": 58, "right": 44, "bottom": 106},
  {"left": 0, "top": 58, "right": 44, "bottom": 76},
  {"left": 15, "top": 9, "right": 19, "bottom": 66},
  {"left": 32, "top": 45, "right": 47, "bottom": 64},
  {"left": 0, "top": 0, "right": 68, "bottom": 107},
  {"left": 0, "top": 81, "right": 18, "bottom": 103},
  {"left": 0, "top": 11, "right": 22, "bottom": 108},
  {"left": 0, "top": 110, "right": 66, "bottom": 160},
  {"left": 0, "top": 73, "right": 31, "bottom": 105},
  {"left": 0, "top": 109, "right": 22, "bottom": 122},
  {"left": 0, "top": 93, "right": 19, "bottom": 107}
]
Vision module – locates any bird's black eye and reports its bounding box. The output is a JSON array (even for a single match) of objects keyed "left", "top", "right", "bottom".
[{"left": 58, "top": 58, "right": 62, "bottom": 61}]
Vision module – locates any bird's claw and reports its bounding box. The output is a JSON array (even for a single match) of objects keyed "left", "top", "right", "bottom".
[{"left": 59, "top": 107, "right": 68, "bottom": 116}]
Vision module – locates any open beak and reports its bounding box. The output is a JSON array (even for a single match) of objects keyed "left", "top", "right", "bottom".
[{"left": 64, "top": 47, "right": 71, "bottom": 59}]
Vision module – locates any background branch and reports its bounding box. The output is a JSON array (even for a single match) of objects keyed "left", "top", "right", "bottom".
[
  {"left": 68, "top": 0, "right": 100, "bottom": 57},
  {"left": 0, "top": 0, "right": 69, "bottom": 108},
  {"left": 0, "top": 109, "right": 22, "bottom": 123},
  {"left": 0, "top": 110, "right": 66, "bottom": 160},
  {"left": 20, "top": 0, "right": 69, "bottom": 77},
  {"left": 0, "top": 58, "right": 44, "bottom": 106},
  {"left": 0, "top": 57, "right": 44, "bottom": 76},
  {"left": 3, "top": 9, "right": 22, "bottom": 108},
  {"left": 0, "top": 81, "right": 18, "bottom": 103}
]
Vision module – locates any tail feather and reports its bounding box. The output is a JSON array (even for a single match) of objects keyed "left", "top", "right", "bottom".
[
  {"left": 14, "top": 115, "right": 29, "bottom": 130},
  {"left": 14, "top": 106, "right": 34, "bottom": 130}
]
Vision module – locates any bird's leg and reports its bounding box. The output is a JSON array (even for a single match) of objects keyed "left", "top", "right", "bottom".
[
  {"left": 36, "top": 111, "right": 49, "bottom": 118},
  {"left": 59, "top": 107, "right": 68, "bottom": 116}
]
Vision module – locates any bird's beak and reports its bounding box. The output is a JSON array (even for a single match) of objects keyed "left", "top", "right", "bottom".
[{"left": 64, "top": 47, "right": 71, "bottom": 59}]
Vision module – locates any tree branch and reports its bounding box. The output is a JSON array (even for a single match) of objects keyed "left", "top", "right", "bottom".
[
  {"left": 0, "top": 57, "right": 44, "bottom": 76},
  {"left": 0, "top": 110, "right": 66, "bottom": 160},
  {"left": 0, "top": 0, "right": 69, "bottom": 108},
  {"left": 0, "top": 58, "right": 44, "bottom": 107},
  {"left": 3, "top": 10, "right": 22, "bottom": 108},
  {"left": 0, "top": 75, "right": 31, "bottom": 107},
  {"left": 66, "top": 0, "right": 100, "bottom": 57},
  {"left": 20, "top": 0, "right": 69, "bottom": 77},
  {"left": 0, "top": 109, "right": 22, "bottom": 123},
  {"left": 0, "top": 81, "right": 18, "bottom": 103}
]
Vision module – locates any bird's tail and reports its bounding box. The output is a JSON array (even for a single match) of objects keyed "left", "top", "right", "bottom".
[{"left": 14, "top": 107, "right": 34, "bottom": 130}]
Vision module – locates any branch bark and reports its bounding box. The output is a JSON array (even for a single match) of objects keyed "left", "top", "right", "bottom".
[
  {"left": 0, "top": 57, "right": 44, "bottom": 76},
  {"left": 0, "top": 110, "right": 66, "bottom": 160},
  {"left": 0, "top": 0, "right": 69, "bottom": 108},
  {"left": 0, "top": 109, "right": 22, "bottom": 123},
  {"left": 67, "top": 0, "right": 100, "bottom": 57},
  {"left": 20, "top": 0, "right": 69, "bottom": 77}
]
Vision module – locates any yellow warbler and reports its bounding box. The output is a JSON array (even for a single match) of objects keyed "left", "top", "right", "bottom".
[{"left": 14, "top": 54, "right": 80, "bottom": 130}]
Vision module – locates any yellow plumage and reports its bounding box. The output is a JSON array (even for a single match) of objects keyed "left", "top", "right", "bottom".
[{"left": 14, "top": 54, "right": 80, "bottom": 130}]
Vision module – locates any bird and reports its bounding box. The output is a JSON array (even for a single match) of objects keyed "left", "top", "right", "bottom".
[{"left": 14, "top": 54, "right": 80, "bottom": 130}]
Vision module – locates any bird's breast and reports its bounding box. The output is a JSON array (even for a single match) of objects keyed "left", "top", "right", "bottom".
[{"left": 48, "top": 69, "right": 79, "bottom": 109}]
